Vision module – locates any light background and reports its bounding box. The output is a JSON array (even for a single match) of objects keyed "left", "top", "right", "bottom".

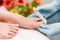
[{"left": 41, "top": 0, "right": 52, "bottom": 5}]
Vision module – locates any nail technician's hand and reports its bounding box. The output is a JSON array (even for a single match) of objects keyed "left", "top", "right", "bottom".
[
  {"left": 34, "top": 1, "right": 58, "bottom": 13},
  {"left": 34, "top": 0, "right": 60, "bottom": 19},
  {"left": 39, "top": 23, "right": 60, "bottom": 36},
  {"left": 0, "top": 22, "right": 19, "bottom": 39}
]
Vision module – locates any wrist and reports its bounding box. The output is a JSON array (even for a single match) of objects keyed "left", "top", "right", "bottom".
[{"left": 8, "top": 13, "right": 27, "bottom": 27}]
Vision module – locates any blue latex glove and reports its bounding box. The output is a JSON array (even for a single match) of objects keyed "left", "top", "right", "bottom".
[
  {"left": 39, "top": 23, "right": 60, "bottom": 36},
  {"left": 34, "top": 0, "right": 60, "bottom": 18},
  {"left": 54, "top": 0, "right": 60, "bottom": 8}
]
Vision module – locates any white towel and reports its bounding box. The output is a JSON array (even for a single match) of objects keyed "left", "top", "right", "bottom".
[{"left": 11, "top": 28, "right": 49, "bottom": 40}]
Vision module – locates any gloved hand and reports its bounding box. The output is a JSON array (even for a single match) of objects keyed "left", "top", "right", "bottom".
[
  {"left": 39, "top": 23, "right": 60, "bottom": 36},
  {"left": 34, "top": 0, "right": 60, "bottom": 18},
  {"left": 54, "top": 0, "right": 60, "bottom": 9}
]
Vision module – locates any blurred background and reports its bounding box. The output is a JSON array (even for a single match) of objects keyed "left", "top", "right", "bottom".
[{"left": 40, "top": 0, "right": 52, "bottom": 5}]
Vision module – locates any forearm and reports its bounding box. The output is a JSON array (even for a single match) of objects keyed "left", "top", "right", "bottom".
[{"left": 0, "top": 11, "right": 26, "bottom": 27}]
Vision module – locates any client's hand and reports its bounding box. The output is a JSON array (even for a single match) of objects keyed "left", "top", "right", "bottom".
[
  {"left": 20, "top": 17, "right": 43, "bottom": 29},
  {"left": 0, "top": 7, "right": 43, "bottom": 29},
  {"left": 0, "top": 22, "right": 19, "bottom": 39}
]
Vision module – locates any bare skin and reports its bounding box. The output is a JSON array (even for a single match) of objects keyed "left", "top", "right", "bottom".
[
  {"left": 0, "top": 22, "right": 19, "bottom": 39},
  {"left": 0, "top": 7, "right": 43, "bottom": 39},
  {"left": 0, "top": 8, "right": 43, "bottom": 29}
]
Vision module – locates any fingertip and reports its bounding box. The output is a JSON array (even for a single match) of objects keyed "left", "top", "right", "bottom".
[
  {"left": 40, "top": 24, "right": 49, "bottom": 29},
  {"left": 41, "top": 24, "right": 46, "bottom": 27},
  {"left": 39, "top": 28, "right": 48, "bottom": 34}
]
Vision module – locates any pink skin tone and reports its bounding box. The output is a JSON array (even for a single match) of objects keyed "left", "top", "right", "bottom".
[
  {"left": 0, "top": 8, "right": 43, "bottom": 39},
  {"left": 0, "top": 22, "right": 19, "bottom": 39},
  {"left": 0, "top": 8, "right": 43, "bottom": 29}
]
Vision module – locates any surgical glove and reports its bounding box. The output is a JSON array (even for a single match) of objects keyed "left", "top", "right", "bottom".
[
  {"left": 34, "top": 0, "right": 60, "bottom": 18},
  {"left": 54, "top": 0, "right": 60, "bottom": 9},
  {"left": 39, "top": 23, "right": 60, "bottom": 36}
]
